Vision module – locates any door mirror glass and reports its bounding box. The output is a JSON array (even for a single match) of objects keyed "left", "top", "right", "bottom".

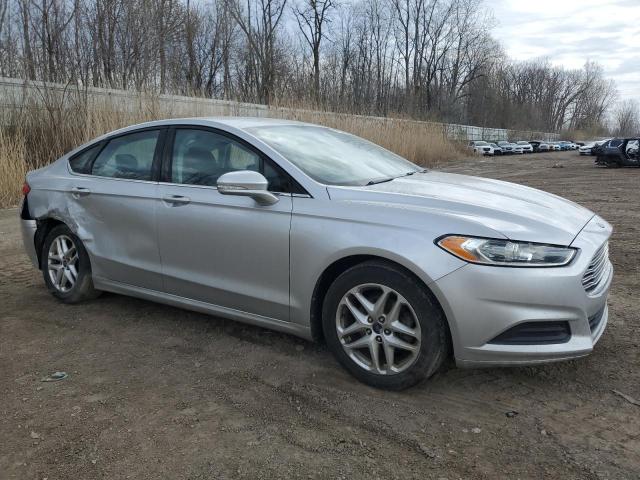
[{"left": 217, "top": 171, "right": 279, "bottom": 206}]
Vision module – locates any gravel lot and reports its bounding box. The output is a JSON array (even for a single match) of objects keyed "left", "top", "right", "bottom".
[{"left": 1, "top": 151, "right": 639, "bottom": 479}]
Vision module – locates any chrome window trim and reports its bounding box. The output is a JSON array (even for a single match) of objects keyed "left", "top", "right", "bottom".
[
  {"left": 66, "top": 166, "right": 159, "bottom": 184},
  {"left": 157, "top": 180, "right": 311, "bottom": 197}
]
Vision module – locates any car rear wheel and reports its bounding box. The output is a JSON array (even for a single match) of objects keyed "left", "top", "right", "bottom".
[
  {"left": 41, "top": 225, "right": 101, "bottom": 303},
  {"left": 322, "top": 260, "right": 448, "bottom": 390}
]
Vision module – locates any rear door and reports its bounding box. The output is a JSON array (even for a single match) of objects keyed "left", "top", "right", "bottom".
[
  {"left": 67, "top": 128, "right": 164, "bottom": 290},
  {"left": 156, "top": 126, "right": 297, "bottom": 321}
]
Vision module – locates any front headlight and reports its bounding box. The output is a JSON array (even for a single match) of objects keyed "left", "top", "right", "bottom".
[{"left": 437, "top": 235, "right": 577, "bottom": 267}]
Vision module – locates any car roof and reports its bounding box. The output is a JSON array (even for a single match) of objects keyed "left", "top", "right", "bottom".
[{"left": 113, "top": 116, "right": 310, "bottom": 133}]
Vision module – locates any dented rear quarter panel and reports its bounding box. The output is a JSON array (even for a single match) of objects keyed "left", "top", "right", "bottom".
[{"left": 26, "top": 157, "right": 163, "bottom": 290}]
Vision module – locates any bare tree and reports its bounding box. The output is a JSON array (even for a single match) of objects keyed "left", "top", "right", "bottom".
[
  {"left": 613, "top": 100, "right": 640, "bottom": 136},
  {"left": 292, "top": 0, "right": 334, "bottom": 103},
  {"left": 227, "top": 0, "right": 288, "bottom": 104},
  {"left": 2, "top": 0, "right": 620, "bottom": 134}
]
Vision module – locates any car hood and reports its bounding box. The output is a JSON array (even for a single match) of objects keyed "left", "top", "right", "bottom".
[{"left": 327, "top": 171, "right": 594, "bottom": 245}]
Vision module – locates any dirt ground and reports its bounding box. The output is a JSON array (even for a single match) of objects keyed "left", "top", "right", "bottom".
[{"left": 1, "top": 150, "right": 639, "bottom": 479}]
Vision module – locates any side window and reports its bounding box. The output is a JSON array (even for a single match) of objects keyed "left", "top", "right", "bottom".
[
  {"left": 170, "top": 128, "right": 304, "bottom": 194},
  {"left": 91, "top": 130, "right": 160, "bottom": 180},
  {"left": 69, "top": 144, "right": 101, "bottom": 174},
  {"left": 171, "top": 129, "right": 260, "bottom": 187}
]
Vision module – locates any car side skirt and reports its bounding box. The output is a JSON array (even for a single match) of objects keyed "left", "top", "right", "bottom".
[{"left": 93, "top": 276, "right": 314, "bottom": 340}]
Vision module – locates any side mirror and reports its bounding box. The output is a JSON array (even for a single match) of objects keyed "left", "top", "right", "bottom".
[{"left": 217, "top": 170, "right": 279, "bottom": 206}]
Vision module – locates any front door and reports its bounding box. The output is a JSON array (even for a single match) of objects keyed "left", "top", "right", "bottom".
[{"left": 156, "top": 127, "right": 293, "bottom": 321}]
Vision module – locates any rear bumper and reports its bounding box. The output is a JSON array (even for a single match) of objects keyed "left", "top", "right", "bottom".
[
  {"left": 20, "top": 217, "right": 39, "bottom": 268},
  {"left": 431, "top": 216, "right": 613, "bottom": 368}
]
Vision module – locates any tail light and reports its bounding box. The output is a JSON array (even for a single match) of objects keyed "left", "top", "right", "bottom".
[{"left": 22, "top": 181, "right": 31, "bottom": 196}]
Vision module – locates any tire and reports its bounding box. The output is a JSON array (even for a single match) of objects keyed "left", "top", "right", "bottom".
[
  {"left": 41, "top": 224, "right": 101, "bottom": 303},
  {"left": 322, "top": 260, "right": 449, "bottom": 390}
]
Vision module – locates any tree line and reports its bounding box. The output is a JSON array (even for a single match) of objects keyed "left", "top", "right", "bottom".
[{"left": 0, "top": 0, "right": 623, "bottom": 134}]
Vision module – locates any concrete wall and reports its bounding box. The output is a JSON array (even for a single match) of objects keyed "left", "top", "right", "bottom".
[{"left": 0, "top": 77, "right": 560, "bottom": 142}]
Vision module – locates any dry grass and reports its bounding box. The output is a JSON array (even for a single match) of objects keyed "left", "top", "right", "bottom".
[{"left": 0, "top": 88, "right": 462, "bottom": 208}]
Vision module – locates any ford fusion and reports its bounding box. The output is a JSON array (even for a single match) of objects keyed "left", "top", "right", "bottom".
[{"left": 20, "top": 118, "right": 613, "bottom": 390}]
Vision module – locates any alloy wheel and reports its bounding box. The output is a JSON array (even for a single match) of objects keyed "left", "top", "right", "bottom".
[
  {"left": 47, "top": 234, "right": 79, "bottom": 293},
  {"left": 335, "top": 283, "right": 422, "bottom": 375}
]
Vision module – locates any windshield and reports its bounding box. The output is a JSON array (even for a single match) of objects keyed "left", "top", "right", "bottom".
[
  {"left": 517, "top": 141, "right": 529, "bottom": 145},
  {"left": 474, "top": 141, "right": 489, "bottom": 146},
  {"left": 247, "top": 125, "right": 421, "bottom": 186}
]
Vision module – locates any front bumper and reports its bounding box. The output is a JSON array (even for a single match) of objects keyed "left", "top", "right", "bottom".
[{"left": 431, "top": 216, "right": 613, "bottom": 367}]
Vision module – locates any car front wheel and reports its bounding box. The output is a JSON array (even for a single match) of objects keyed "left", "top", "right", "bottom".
[{"left": 322, "top": 260, "right": 448, "bottom": 390}]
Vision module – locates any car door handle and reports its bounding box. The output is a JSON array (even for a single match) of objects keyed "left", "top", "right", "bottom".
[
  {"left": 162, "top": 195, "right": 191, "bottom": 206},
  {"left": 71, "top": 186, "right": 91, "bottom": 198}
]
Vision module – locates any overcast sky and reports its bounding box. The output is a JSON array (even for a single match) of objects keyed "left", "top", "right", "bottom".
[{"left": 485, "top": 0, "right": 640, "bottom": 102}]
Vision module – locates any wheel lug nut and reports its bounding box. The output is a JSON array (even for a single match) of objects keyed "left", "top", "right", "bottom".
[
  {"left": 384, "top": 329, "right": 391, "bottom": 335},
  {"left": 375, "top": 336, "right": 382, "bottom": 343},
  {"left": 367, "top": 317, "right": 373, "bottom": 323},
  {"left": 366, "top": 329, "right": 372, "bottom": 335},
  {"left": 378, "top": 316, "right": 385, "bottom": 323}
]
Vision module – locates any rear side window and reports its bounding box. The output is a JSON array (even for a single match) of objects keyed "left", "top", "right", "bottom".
[
  {"left": 91, "top": 130, "right": 160, "bottom": 180},
  {"left": 69, "top": 145, "right": 101, "bottom": 174}
]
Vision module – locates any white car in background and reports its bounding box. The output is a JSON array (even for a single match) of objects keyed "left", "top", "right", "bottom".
[
  {"left": 516, "top": 141, "right": 533, "bottom": 153},
  {"left": 497, "top": 141, "right": 516, "bottom": 154},
  {"left": 468, "top": 141, "right": 495, "bottom": 156},
  {"left": 579, "top": 142, "right": 596, "bottom": 155},
  {"left": 489, "top": 143, "right": 503, "bottom": 155}
]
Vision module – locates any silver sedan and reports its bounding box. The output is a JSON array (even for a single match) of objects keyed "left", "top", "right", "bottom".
[{"left": 20, "top": 118, "right": 613, "bottom": 390}]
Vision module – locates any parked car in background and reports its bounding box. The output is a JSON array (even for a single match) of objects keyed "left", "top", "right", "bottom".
[
  {"left": 557, "top": 141, "right": 572, "bottom": 151},
  {"left": 516, "top": 141, "right": 533, "bottom": 153},
  {"left": 20, "top": 117, "right": 613, "bottom": 390},
  {"left": 489, "top": 143, "right": 503, "bottom": 155},
  {"left": 538, "top": 142, "right": 551, "bottom": 152},
  {"left": 591, "top": 139, "right": 612, "bottom": 157},
  {"left": 551, "top": 143, "right": 562, "bottom": 151},
  {"left": 579, "top": 142, "right": 596, "bottom": 155},
  {"left": 497, "top": 141, "right": 515, "bottom": 154},
  {"left": 529, "top": 141, "right": 543, "bottom": 152},
  {"left": 498, "top": 140, "right": 522, "bottom": 154},
  {"left": 595, "top": 138, "right": 640, "bottom": 167},
  {"left": 468, "top": 141, "right": 495, "bottom": 156}
]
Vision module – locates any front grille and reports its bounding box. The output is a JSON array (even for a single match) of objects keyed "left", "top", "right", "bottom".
[{"left": 582, "top": 242, "right": 610, "bottom": 293}]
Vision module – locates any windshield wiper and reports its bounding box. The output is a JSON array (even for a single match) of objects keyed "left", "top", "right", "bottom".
[
  {"left": 366, "top": 177, "right": 395, "bottom": 185},
  {"left": 365, "top": 169, "right": 426, "bottom": 185}
]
